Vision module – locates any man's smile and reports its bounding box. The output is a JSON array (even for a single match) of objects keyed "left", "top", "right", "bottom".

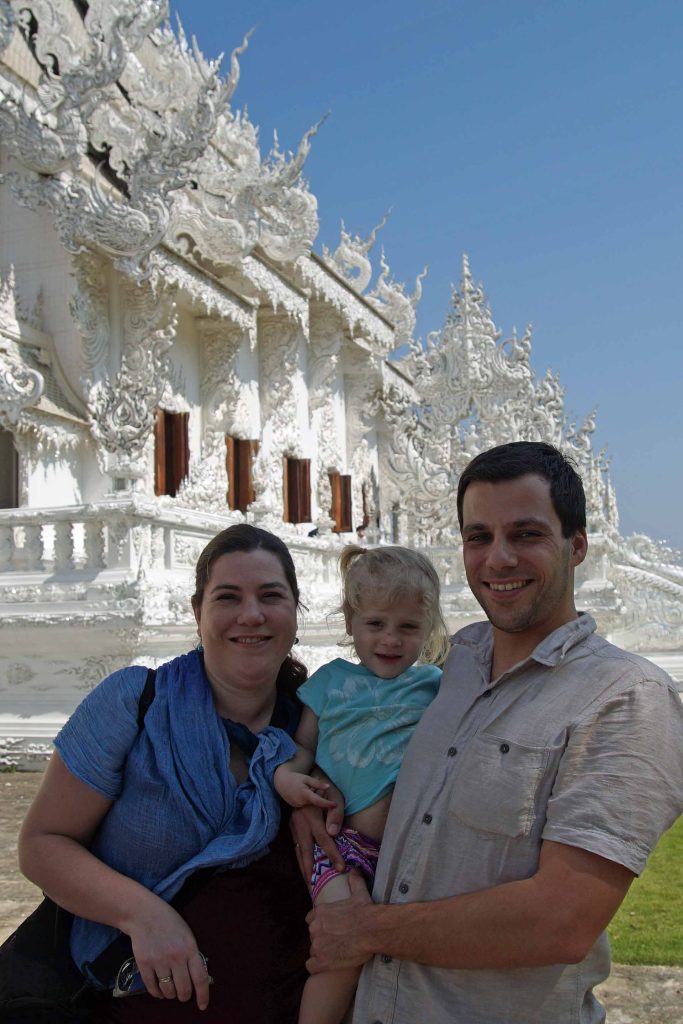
[{"left": 486, "top": 580, "right": 531, "bottom": 592}]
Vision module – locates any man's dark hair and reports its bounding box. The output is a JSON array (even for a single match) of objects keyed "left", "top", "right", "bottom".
[{"left": 456, "top": 441, "right": 586, "bottom": 538}]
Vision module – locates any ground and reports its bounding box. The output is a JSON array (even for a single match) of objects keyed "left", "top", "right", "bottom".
[{"left": 2, "top": 772, "right": 682, "bottom": 1021}]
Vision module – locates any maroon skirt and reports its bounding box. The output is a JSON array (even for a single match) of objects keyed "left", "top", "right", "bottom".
[{"left": 100, "top": 817, "right": 310, "bottom": 1024}]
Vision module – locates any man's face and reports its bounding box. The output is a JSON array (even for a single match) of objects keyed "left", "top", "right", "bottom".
[{"left": 461, "top": 474, "right": 587, "bottom": 644}]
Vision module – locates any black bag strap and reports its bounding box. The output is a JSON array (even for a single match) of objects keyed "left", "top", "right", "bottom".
[
  {"left": 136, "top": 667, "right": 156, "bottom": 731},
  {"left": 85, "top": 668, "right": 156, "bottom": 986}
]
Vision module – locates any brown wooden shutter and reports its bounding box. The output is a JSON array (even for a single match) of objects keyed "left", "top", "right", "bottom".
[
  {"left": 155, "top": 410, "right": 189, "bottom": 497},
  {"left": 284, "top": 457, "right": 311, "bottom": 523},
  {"left": 169, "top": 412, "right": 189, "bottom": 497},
  {"left": 329, "top": 471, "right": 353, "bottom": 533},
  {"left": 0, "top": 427, "right": 18, "bottom": 508},
  {"left": 154, "top": 409, "right": 166, "bottom": 496},
  {"left": 226, "top": 437, "right": 259, "bottom": 512}
]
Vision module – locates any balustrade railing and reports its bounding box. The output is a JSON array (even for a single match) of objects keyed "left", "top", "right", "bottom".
[{"left": 0, "top": 501, "right": 345, "bottom": 585}]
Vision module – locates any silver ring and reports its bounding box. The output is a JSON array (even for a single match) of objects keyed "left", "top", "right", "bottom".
[{"left": 157, "top": 976, "right": 173, "bottom": 984}]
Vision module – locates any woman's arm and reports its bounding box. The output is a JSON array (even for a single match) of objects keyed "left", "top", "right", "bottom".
[{"left": 19, "top": 752, "right": 211, "bottom": 1009}]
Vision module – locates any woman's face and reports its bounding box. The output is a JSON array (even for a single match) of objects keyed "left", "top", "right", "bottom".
[{"left": 194, "top": 549, "right": 298, "bottom": 692}]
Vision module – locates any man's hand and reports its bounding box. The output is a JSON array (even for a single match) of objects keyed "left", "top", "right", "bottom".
[{"left": 306, "top": 871, "right": 373, "bottom": 974}]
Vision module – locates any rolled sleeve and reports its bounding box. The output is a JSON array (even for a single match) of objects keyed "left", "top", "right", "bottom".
[
  {"left": 54, "top": 666, "right": 148, "bottom": 801},
  {"left": 543, "top": 679, "right": 683, "bottom": 874}
]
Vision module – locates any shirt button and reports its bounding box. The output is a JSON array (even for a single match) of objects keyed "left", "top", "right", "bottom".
[
  {"left": 422, "top": 813, "right": 433, "bottom": 824},
  {"left": 500, "top": 742, "right": 510, "bottom": 753},
  {"left": 482, "top": 688, "right": 492, "bottom": 698},
  {"left": 381, "top": 954, "right": 393, "bottom": 964},
  {"left": 398, "top": 882, "right": 409, "bottom": 894},
  {"left": 447, "top": 746, "right": 457, "bottom": 757}
]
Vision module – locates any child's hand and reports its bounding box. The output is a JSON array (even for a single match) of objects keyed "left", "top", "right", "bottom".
[{"left": 274, "top": 767, "right": 338, "bottom": 810}]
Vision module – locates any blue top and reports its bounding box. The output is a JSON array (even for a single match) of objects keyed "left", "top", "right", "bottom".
[
  {"left": 298, "top": 658, "right": 441, "bottom": 815},
  {"left": 54, "top": 649, "right": 297, "bottom": 983}
]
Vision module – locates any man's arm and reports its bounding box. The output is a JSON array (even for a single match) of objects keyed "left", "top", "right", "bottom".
[{"left": 306, "top": 839, "right": 634, "bottom": 972}]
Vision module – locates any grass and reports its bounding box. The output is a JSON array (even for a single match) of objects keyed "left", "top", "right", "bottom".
[{"left": 608, "top": 815, "right": 683, "bottom": 966}]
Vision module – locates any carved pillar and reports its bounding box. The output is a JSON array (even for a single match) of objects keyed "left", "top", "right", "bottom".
[
  {"left": 251, "top": 311, "right": 308, "bottom": 526},
  {"left": 174, "top": 318, "right": 257, "bottom": 513},
  {"left": 83, "top": 274, "right": 176, "bottom": 488},
  {"left": 308, "top": 307, "right": 343, "bottom": 533},
  {"left": 343, "top": 353, "right": 382, "bottom": 535}
]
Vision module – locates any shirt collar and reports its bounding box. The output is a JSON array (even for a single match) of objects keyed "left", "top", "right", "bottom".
[{"left": 453, "top": 612, "right": 597, "bottom": 676}]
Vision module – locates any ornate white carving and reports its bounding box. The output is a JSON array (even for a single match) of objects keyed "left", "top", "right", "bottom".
[
  {"left": 85, "top": 279, "right": 177, "bottom": 478},
  {"left": 368, "top": 249, "right": 427, "bottom": 351},
  {"left": 0, "top": 264, "right": 43, "bottom": 336},
  {"left": 251, "top": 313, "right": 305, "bottom": 520},
  {"left": 297, "top": 257, "right": 395, "bottom": 354},
  {"left": 149, "top": 249, "right": 256, "bottom": 338},
  {"left": 309, "top": 307, "right": 343, "bottom": 529},
  {"left": 0, "top": 341, "right": 44, "bottom": 426},
  {"left": 323, "top": 211, "right": 389, "bottom": 293},
  {"left": 198, "top": 319, "right": 252, "bottom": 436},
  {"left": 380, "top": 256, "right": 613, "bottom": 538},
  {"left": 1, "top": 2, "right": 320, "bottom": 283},
  {"left": 71, "top": 252, "right": 110, "bottom": 381},
  {"left": 175, "top": 428, "right": 231, "bottom": 515},
  {"left": 241, "top": 256, "right": 309, "bottom": 330}
]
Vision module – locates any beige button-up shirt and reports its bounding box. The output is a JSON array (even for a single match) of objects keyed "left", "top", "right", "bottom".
[{"left": 351, "top": 614, "right": 683, "bottom": 1024}]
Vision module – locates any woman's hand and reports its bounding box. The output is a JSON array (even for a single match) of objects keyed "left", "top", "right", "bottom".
[
  {"left": 126, "top": 899, "right": 211, "bottom": 1008},
  {"left": 290, "top": 770, "right": 345, "bottom": 881}
]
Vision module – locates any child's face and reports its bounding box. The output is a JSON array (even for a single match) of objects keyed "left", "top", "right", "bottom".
[{"left": 347, "top": 590, "right": 430, "bottom": 679}]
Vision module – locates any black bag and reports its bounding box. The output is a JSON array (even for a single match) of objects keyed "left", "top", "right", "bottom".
[
  {"left": 0, "top": 897, "right": 103, "bottom": 1022},
  {"left": 0, "top": 668, "right": 157, "bottom": 1023}
]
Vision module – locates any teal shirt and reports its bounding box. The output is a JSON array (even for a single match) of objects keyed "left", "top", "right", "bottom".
[{"left": 298, "top": 658, "right": 441, "bottom": 815}]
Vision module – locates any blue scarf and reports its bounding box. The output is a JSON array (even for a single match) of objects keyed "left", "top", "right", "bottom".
[{"left": 68, "top": 650, "right": 297, "bottom": 978}]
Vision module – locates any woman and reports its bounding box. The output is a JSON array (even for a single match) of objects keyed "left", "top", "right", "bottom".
[{"left": 18, "top": 524, "right": 331, "bottom": 1022}]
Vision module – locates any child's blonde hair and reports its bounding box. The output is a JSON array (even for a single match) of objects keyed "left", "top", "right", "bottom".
[{"left": 339, "top": 544, "right": 451, "bottom": 666}]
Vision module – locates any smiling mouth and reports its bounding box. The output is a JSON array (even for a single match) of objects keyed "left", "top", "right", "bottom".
[
  {"left": 231, "top": 636, "right": 270, "bottom": 645},
  {"left": 486, "top": 580, "right": 531, "bottom": 592}
]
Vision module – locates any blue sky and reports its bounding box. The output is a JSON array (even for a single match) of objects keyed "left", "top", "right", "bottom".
[{"left": 171, "top": 0, "right": 683, "bottom": 552}]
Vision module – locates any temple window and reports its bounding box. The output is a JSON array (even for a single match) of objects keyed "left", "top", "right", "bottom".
[
  {"left": 225, "top": 436, "right": 259, "bottom": 512},
  {"left": 154, "top": 410, "right": 189, "bottom": 497},
  {"left": 329, "top": 471, "right": 353, "bottom": 533},
  {"left": 0, "top": 427, "right": 18, "bottom": 508},
  {"left": 283, "top": 457, "right": 311, "bottom": 524}
]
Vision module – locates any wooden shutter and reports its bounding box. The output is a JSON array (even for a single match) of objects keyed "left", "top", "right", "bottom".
[
  {"left": 0, "top": 427, "right": 18, "bottom": 508},
  {"left": 155, "top": 410, "right": 189, "bottom": 497},
  {"left": 329, "top": 472, "right": 353, "bottom": 533},
  {"left": 284, "top": 457, "right": 311, "bottom": 523},
  {"left": 226, "top": 437, "right": 259, "bottom": 512},
  {"left": 154, "top": 409, "right": 166, "bottom": 496},
  {"left": 169, "top": 413, "right": 189, "bottom": 497}
]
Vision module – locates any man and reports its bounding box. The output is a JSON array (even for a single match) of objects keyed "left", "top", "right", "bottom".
[{"left": 300, "top": 441, "right": 683, "bottom": 1024}]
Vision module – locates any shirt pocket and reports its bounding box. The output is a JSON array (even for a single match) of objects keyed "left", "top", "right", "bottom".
[{"left": 449, "top": 734, "right": 549, "bottom": 839}]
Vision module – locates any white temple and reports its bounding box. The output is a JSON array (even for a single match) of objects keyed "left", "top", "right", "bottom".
[{"left": 1, "top": 0, "right": 682, "bottom": 766}]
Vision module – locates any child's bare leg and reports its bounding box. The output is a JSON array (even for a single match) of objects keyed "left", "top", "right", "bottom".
[{"left": 298, "top": 873, "right": 362, "bottom": 1024}]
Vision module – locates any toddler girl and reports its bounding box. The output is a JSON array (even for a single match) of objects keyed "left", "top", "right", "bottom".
[{"left": 275, "top": 544, "right": 450, "bottom": 1024}]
